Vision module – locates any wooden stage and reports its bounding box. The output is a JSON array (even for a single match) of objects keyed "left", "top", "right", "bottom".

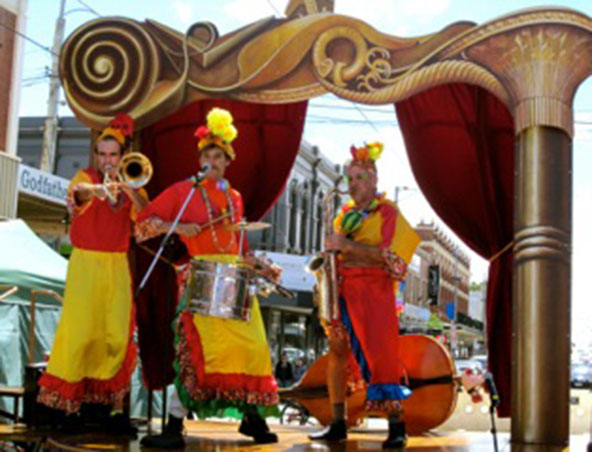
[{"left": 0, "top": 420, "right": 588, "bottom": 451}]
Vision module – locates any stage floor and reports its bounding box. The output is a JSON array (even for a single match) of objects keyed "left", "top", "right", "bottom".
[{"left": 0, "top": 420, "right": 589, "bottom": 451}]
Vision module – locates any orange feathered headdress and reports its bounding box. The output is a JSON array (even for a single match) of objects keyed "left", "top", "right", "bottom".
[
  {"left": 194, "top": 108, "right": 238, "bottom": 160},
  {"left": 97, "top": 113, "right": 134, "bottom": 147},
  {"left": 349, "top": 141, "right": 384, "bottom": 170}
]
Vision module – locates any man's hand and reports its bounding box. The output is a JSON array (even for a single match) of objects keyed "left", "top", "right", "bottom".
[
  {"left": 103, "top": 182, "right": 120, "bottom": 201},
  {"left": 325, "top": 233, "right": 351, "bottom": 253},
  {"left": 74, "top": 182, "right": 117, "bottom": 204},
  {"left": 243, "top": 254, "right": 282, "bottom": 283}
]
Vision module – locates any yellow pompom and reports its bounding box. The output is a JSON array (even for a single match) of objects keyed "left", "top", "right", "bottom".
[
  {"left": 207, "top": 108, "right": 233, "bottom": 128},
  {"left": 210, "top": 123, "right": 226, "bottom": 136},
  {"left": 222, "top": 125, "right": 238, "bottom": 143},
  {"left": 367, "top": 141, "right": 384, "bottom": 161}
]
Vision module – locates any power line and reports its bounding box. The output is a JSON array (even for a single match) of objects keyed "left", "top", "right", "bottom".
[
  {"left": 305, "top": 115, "right": 397, "bottom": 126},
  {"left": 350, "top": 102, "right": 379, "bottom": 133},
  {"left": 76, "top": 0, "right": 102, "bottom": 17},
  {"left": 0, "top": 21, "right": 58, "bottom": 57},
  {"left": 264, "top": 0, "right": 281, "bottom": 16},
  {"left": 310, "top": 103, "right": 395, "bottom": 114}
]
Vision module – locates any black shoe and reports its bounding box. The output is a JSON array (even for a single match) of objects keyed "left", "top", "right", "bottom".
[
  {"left": 140, "top": 415, "right": 185, "bottom": 449},
  {"left": 104, "top": 413, "right": 138, "bottom": 438},
  {"left": 308, "top": 420, "right": 347, "bottom": 441},
  {"left": 60, "top": 414, "right": 84, "bottom": 434},
  {"left": 238, "top": 413, "right": 278, "bottom": 444},
  {"left": 382, "top": 421, "right": 406, "bottom": 449}
]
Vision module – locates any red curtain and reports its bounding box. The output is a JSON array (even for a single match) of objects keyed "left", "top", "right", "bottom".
[
  {"left": 395, "top": 84, "right": 514, "bottom": 416},
  {"left": 134, "top": 100, "right": 308, "bottom": 388}
]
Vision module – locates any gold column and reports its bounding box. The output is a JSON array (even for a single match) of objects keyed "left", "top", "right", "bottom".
[
  {"left": 462, "top": 18, "right": 592, "bottom": 448},
  {"left": 512, "top": 126, "right": 571, "bottom": 447}
]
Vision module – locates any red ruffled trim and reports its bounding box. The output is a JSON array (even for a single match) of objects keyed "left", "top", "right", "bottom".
[
  {"left": 177, "top": 312, "right": 278, "bottom": 405},
  {"left": 37, "top": 303, "right": 137, "bottom": 414}
]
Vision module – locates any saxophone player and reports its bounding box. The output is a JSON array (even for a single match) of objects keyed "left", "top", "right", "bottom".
[{"left": 309, "top": 142, "right": 420, "bottom": 449}]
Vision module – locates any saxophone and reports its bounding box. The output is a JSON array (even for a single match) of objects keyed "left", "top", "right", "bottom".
[{"left": 307, "top": 188, "right": 347, "bottom": 324}]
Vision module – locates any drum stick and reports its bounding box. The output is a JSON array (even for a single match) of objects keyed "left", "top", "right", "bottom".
[{"left": 194, "top": 212, "right": 231, "bottom": 232}]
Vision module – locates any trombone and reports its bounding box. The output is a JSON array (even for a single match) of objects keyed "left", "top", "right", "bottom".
[{"left": 102, "top": 152, "right": 153, "bottom": 203}]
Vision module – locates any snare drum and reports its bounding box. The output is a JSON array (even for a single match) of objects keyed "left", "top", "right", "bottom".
[{"left": 185, "top": 260, "right": 255, "bottom": 322}]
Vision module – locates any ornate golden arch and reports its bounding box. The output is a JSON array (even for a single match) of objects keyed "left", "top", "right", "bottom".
[{"left": 59, "top": 4, "right": 592, "bottom": 449}]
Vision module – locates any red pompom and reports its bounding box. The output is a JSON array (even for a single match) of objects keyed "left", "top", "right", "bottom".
[
  {"left": 194, "top": 126, "right": 210, "bottom": 139},
  {"left": 109, "top": 113, "right": 134, "bottom": 137},
  {"left": 350, "top": 145, "right": 357, "bottom": 158}
]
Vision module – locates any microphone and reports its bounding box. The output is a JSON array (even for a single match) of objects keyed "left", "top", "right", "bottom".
[
  {"left": 194, "top": 162, "right": 211, "bottom": 184},
  {"left": 484, "top": 372, "right": 500, "bottom": 408}
]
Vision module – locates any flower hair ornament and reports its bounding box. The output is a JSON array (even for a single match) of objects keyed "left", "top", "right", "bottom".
[
  {"left": 194, "top": 107, "right": 238, "bottom": 160},
  {"left": 349, "top": 141, "right": 384, "bottom": 170},
  {"left": 97, "top": 113, "right": 134, "bottom": 147}
]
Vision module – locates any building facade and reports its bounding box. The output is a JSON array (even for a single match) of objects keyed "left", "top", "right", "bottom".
[
  {"left": 0, "top": 0, "right": 27, "bottom": 218},
  {"left": 414, "top": 221, "right": 484, "bottom": 357}
]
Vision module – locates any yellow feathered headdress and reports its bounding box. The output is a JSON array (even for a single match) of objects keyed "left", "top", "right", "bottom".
[{"left": 194, "top": 108, "right": 238, "bottom": 160}]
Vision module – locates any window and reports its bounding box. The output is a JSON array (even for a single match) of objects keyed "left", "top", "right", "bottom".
[
  {"left": 288, "top": 181, "right": 299, "bottom": 252},
  {"left": 300, "top": 183, "right": 309, "bottom": 254},
  {"left": 314, "top": 191, "right": 324, "bottom": 252}
]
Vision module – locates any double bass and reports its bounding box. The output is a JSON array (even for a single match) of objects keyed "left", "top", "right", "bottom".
[{"left": 279, "top": 334, "right": 459, "bottom": 435}]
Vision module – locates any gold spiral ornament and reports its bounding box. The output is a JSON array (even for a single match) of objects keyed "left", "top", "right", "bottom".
[
  {"left": 59, "top": 18, "right": 160, "bottom": 124},
  {"left": 312, "top": 26, "right": 368, "bottom": 87}
]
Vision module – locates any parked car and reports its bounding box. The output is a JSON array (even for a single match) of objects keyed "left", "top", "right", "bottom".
[
  {"left": 455, "top": 358, "right": 484, "bottom": 375},
  {"left": 471, "top": 354, "right": 488, "bottom": 370},
  {"left": 282, "top": 347, "right": 305, "bottom": 362},
  {"left": 571, "top": 364, "right": 592, "bottom": 388}
]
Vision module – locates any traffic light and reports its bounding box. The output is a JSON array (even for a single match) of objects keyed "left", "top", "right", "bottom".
[{"left": 428, "top": 264, "right": 440, "bottom": 306}]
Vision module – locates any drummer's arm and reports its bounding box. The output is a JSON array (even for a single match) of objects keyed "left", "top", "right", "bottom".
[
  {"left": 135, "top": 215, "right": 200, "bottom": 242},
  {"left": 138, "top": 216, "right": 202, "bottom": 238}
]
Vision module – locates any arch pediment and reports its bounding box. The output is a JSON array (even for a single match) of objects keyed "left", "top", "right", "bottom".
[{"left": 60, "top": 7, "right": 592, "bottom": 136}]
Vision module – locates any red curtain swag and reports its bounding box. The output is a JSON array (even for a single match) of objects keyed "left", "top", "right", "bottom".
[{"left": 396, "top": 83, "right": 514, "bottom": 416}]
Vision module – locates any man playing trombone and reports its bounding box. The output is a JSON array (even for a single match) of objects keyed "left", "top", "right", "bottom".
[{"left": 38, "top": 114, "right": 148, "bottom": 434}]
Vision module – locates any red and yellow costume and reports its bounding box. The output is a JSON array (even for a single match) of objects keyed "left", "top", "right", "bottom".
[
  {"left": 38, "top": 166, "right": 146, "bottom": 413},
  {"left": 333, "top": 194, "right": 420, "bottom": 413},
  {"left": 136, "top": 177, "right": 278, "bottom": 418}
]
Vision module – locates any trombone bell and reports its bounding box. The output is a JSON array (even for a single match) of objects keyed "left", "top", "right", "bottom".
[{"left": 118, "top": 152, "right": 153, "bottom": 189}]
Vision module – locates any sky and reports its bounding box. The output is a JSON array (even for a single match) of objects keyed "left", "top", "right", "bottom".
[{"left": 15, "top": 0, "right": 592, "bottom": 343}]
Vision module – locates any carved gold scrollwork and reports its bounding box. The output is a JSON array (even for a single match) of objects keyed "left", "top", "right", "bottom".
[
  {"left": 60, "top": 18, "right": 160, "bottom": 124},
  {"left": 312, "top": 26, "right": 368, "bottom": 87},
  {"left": 356, "top": 46, "right": 400, "bottom": 91}
]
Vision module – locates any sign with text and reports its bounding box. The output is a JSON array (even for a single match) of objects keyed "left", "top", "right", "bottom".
[
  {"left": 254, "top": 251, "right": 315, "bottom": 292},
  {"left": 18, "top": 164, "right": 69, "bottom": 206}
]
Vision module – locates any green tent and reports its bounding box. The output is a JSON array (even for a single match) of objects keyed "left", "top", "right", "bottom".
[
  {"left": 0, "top": 219, "right": 66, "bottom": 419},
  {"left": 0, "top": 219, "right": 162, "bottom": 421}
]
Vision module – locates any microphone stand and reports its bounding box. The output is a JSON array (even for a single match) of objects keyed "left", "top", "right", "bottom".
[
  {"left": 489, "top": 398, "right": 499, "bottom": 452},
  {"left": 136, "top": 174, "right": 204, "bottom": 295},
  {"left": 135, "top": 167, "right": 209, "bottom": 431},
  {"left": 484, "top": 372, "right": 500, "bottom": 452}
]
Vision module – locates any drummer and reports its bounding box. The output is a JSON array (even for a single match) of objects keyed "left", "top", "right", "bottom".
[{"left": 136, "top": 108, "right": 280, "bottom": 449}]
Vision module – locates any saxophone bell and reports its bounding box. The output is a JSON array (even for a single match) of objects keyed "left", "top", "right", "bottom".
[{"left": 307, "top": 253, "right": 326, "bottom": 272}]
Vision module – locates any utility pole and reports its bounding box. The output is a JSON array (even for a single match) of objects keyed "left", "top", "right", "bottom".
[{"left": 40, "top": 0, "right": 67, "bottom": 173}]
